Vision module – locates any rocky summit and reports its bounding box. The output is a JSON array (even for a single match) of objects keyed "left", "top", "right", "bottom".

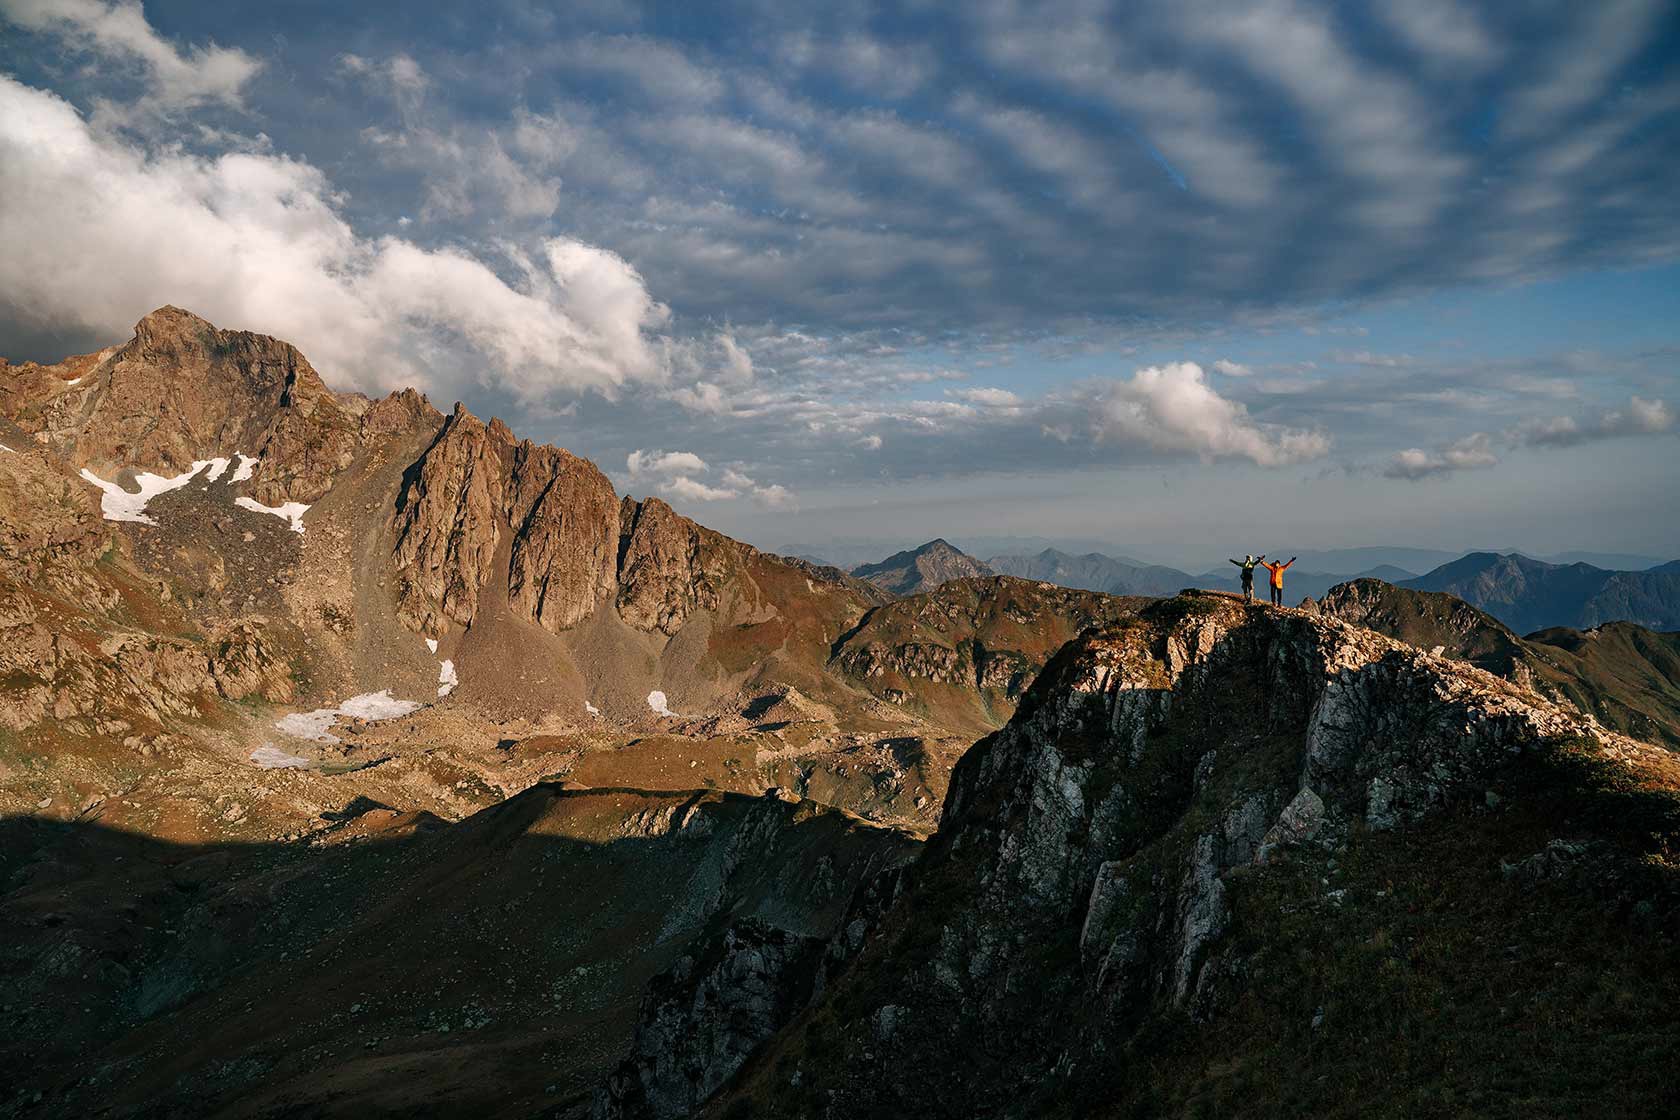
[
  {"left": 851, "top": 538, "right": 995, "bottom": 596},
  {"left": 2, "top": 311, "right": 1679, "bottom": 1119}
]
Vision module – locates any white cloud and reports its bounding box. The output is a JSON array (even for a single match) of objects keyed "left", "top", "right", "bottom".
[
  {"left": 856, "top": 434, "right": 883, "bottom": 450},
  {"left": 1383, "top": 432, "right": 1499, "bottom": 479},
  {"left": 948, "top": 386, "right": 1022, "bottom": 408},
  {"left": 1374, "top": 0, "right": 1499, "bottom": 68},
  {"left": 1083, "top": 362, "right": 1330, "bottom": 467},
  {"left": 717, "top": 332, "right": 755, "bottom": 383},
  {"left": 1333, "top": 350, "right": 1416, "bottom": 368},
  {"left": 345, "top": 53, "right": 561, "bottom": 222},
  {"left": 1211, "top": 358, "right": 1253, "bottom": 377},
  {"left": 625, "top": 449, "right": 796, "bottom": 509},
  {"left": 1511, "top": 396, "right": 1675, "bottom": 448},
  {"left": 661, "top": 475, "right": 737, "bottom": 502},
  {"left": 1, "top": 0, "right": 261, "bottom": 119},
  {"left": 628, "top": 449, "right": 709, "bottom": 478},
  {"left": 0, "top": 77, "right": 670, "bottom": 401}
]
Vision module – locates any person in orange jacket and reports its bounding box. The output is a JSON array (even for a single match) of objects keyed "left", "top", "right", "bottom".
[{"left": 1261, "top": 556, "right": 1296, "bottom": 606}]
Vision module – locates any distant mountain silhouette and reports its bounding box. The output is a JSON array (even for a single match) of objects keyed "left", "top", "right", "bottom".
[
  {"left": 852, "top": 539, "right": 994, "bottom": 596},
  {"left": 985, "top": 547, "right": 1193, "bottom": 596},
  {"left": 1403, "top": 552, "right": 1680, "bottom": 633}
]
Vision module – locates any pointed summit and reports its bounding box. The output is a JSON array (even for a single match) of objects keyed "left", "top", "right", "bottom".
[{"left": 852, "top": 538, "right": 993, "bottom": 596}]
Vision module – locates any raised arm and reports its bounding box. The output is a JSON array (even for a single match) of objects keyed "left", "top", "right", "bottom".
[
  {"left": 1228, "top": 558, "right": 1241, "bottom": 567},
  {"left": 1283, "top": 557, "right": 1296, "bottom": 570}
]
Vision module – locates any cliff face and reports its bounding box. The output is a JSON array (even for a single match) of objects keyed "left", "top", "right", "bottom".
[
  {"left": 605, "top": 594, "right": 1680, "bottom": 1118},
  {"left": 389, "top": 404, "right": 622, "bottom": 635},
  {"left": 617, "top": 495, "right": 729, "bottom": 636}
]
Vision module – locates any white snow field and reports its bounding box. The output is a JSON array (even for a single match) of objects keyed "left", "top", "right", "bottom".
[
  {"left": 274, "top": 690, "right": 423, "bottom": 743},
  {"left": 79, "top": 458, "right": 229, "bottom": 524},
  {"left": 646, "top": 690, "right": 676, "bottom": 717},
  {"left": 437, "top": 660, "right": 458, "bottom": 697}
]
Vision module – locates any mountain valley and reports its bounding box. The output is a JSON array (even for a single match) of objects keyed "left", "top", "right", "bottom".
[{"left": 2, "top": 311, "right": 1678, "bottom": 1118}]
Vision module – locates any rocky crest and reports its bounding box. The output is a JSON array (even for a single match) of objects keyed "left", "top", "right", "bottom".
[
  {"left": 604, "top": 593, "right": 1676, "bottom": 1117},
  {"left": 390, "top": 403, "right": 621, "bottom": 635},
  {"left": 1, "top": 306, "right": 360, "bottom": 505}
]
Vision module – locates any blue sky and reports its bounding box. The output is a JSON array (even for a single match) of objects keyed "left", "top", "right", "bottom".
[{"left": 1, "top": 0, "right": 1677, "bottom": 563}]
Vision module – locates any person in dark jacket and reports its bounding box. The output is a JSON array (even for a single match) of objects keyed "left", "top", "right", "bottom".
[{"left": 1229, "top": 554, "right": 1265, "bottom": 602}]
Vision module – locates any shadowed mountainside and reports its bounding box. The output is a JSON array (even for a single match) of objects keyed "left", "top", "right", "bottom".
[
  {"left": 604, "top": 593, "right": 1680, "bottom": 1119},
  {"left": 0, "top": 785, "right": 917, "bottom": 1118}
]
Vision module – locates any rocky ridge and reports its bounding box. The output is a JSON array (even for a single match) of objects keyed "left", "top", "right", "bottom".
[{"left": 598, "top": 593, "right": 1680, "bottom": 1117}]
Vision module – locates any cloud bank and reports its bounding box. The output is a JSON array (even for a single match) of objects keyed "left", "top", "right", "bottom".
[{"left": 0, "top": 76, "right": 671, "bottom": 401}]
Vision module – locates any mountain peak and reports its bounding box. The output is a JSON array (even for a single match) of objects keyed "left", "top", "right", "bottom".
[{"left": 853, "top": 538, "right": 993, "bottom": 596}]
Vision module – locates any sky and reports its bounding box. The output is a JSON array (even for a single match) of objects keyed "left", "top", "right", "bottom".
[{"left": 1, "top": 0, "right": 1677, "bottom": 566}]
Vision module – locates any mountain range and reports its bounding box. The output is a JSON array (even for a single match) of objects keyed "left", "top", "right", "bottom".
[
  {"left": 1402, "top": 551, "right": 1680, "bottom": 634},
  {"left": 859, "top": 540, "right": 1680, "bottom": 636},
  {"left": 3, "top": 309, "right": 1679, "bottom": 1117}
]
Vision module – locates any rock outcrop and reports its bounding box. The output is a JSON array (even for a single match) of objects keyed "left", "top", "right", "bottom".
[
  {"left": 616, "top": 497, "right": 729, "bottom": 635},
  {"left": 390, "top": 403, "right": 621, "bottom": 635},
  {"left": 612, "top": 593, "right": 1677, "bottom": 1118},
  {"left": 829, "top": 576, "right": 1145, "bottom": 732}
]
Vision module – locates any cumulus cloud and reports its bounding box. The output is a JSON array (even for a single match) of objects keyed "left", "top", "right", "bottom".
[
  {"left": 627, "top": 449, "right": 796, "bottom": 509},
  {"left": 1384, "top": 432, "right": 1500, "bottom": 480},
  {"left": 0, "top": 0, "right": 261, "bottom": 119},
  {"left": 1510, "top": 396, "right": 1675, "bottom": 448},
  {"left": 628, "top": 449, "right": 710, "bottom": 478},
  {"left": 0, "top": 77, "right": 670, "bottom": 400},
  {"left": 1081, "top": 362, "right": 1330, "bottom": 467}
]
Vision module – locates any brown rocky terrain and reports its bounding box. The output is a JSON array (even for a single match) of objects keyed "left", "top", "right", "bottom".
[
  {"left": 1, "top": 309, "right": 1142, "bottom": 850},
  {"left": 5, "top": 310, "right": 1679, "bottom": 1118}
]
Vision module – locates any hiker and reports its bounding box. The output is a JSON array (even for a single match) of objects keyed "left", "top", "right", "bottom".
[
  {"left": 1229, "top": 554, "right": 1265, "bottom": 602},
  {"left": 1261, "top": 556, "right": 1297, "bottom": 607}
]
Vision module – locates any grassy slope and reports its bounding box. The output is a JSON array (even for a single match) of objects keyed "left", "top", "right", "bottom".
[{"left": 1102, "top": 742, "right": 1680, "bottom": 1120}]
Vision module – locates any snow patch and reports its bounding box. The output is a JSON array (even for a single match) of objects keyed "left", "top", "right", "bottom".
[
  {"left": 425, "top": 638, "right": 439, "bottom": 654},
  {"left": 647, "top": 690, "right": 676, "bottom": 717},
  {"left": 231, "top": 453, "right": 258, "bottom": 482},
  {"left": 234, "top": 495, "right": 309, "bottom": 533},
  {"left": 437, "top": 660, "right": 458, "bottom": 697},
  {"left": 0, "top": 443, "right": 11, "bottom": 453},
  {"left": 339, "top": 691, "right": 424, "bottom": 721},
  {"left": 64, "top": 375, "right": 83, "bottom": 386},
  {"left": 251, "top": 744, "right": 312, "bottom": 770},
  {"left": 202, "top": 456, "right": 231, "bottom": 482},
  {"left": 79, "top": 460, "right": 225, "bottom": 525},
  {"left": 585, "top": 700, "right": 601, "bottom": 717},
  {"left": 275, "top": 690, "right": 423, "bottom": 744}
]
